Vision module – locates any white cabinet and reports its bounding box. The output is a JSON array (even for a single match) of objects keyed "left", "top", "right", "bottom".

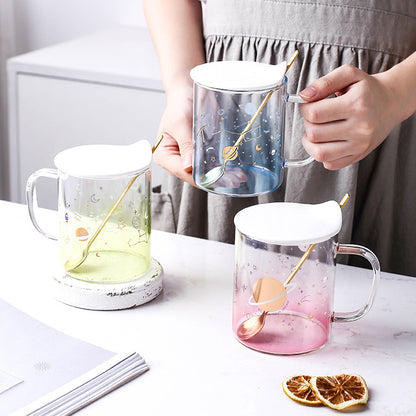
[{"left": 8, "top": 26, "right": 165, "bottom": 209}]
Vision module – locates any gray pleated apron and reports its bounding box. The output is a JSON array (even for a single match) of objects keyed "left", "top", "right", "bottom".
[{"left": 152, "top": 0, "right": 416, "bottom": 276}]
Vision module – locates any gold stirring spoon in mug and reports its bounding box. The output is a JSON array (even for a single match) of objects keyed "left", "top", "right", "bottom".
[
  {"left": 237, "top": 193, "right": 350, "bottom": 341},
  {"left": 63, "top": 135, "right": 164, "bottom": 272},
  {"left": 200, "top": 51, "right": 299, "bottom": 188}
]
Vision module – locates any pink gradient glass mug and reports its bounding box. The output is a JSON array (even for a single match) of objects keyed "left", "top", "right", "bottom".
[{"left": 232, "top": 201, "right": 380, "bottom": 354}]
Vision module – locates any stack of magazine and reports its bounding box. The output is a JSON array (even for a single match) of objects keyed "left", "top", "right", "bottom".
[{"left": 0, "top": 299, "right": 148, "bottom": 415}]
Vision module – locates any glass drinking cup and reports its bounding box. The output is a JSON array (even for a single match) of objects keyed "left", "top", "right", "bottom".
[
  {"left": 191, "top": 75, "right": 313, "bottom": 196},
  {"left": 232, "top": 202, "right": 380, "bottom": 354},
  {"left": 26, "top": 143, "right": 152, "bottom": 284}
]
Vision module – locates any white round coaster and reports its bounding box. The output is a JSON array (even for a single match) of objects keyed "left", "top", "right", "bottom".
[{"left": 51, "top": 258, "right": 163, "bottom": 310}]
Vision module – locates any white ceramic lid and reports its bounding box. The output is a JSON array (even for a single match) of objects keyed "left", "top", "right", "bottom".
[
  {"left": 190, "top": 61, "right": 287, "bottom": 91},
  {"left": 54, "top": 140, "right": 152, "bottom": 178},
  {"left": 234, "top": 201, "right": 342, "bottom": 245}
]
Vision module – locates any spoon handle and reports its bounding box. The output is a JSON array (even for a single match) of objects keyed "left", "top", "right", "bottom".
[
  {"left": 230, "top": 51, "right": 300, "bottom": 151},
  {"left": 286, "top": 50, "right": 299, "bottom": 72},
  {"left": 283, "top": 193, "right": 350, "bottom": 287},
  {"left": 232, "top": 89, "right": 275, "bottom": 150},
  {"left": 152, "top": 134, "right": 164, "bottom": 153},
  {"left": 86, "top": 135, "right": 164, "bottom": 251},
  {"left": 283, "top": 243, "right": 317, "bottom": 286},
  {"left": 86, "top": 174, "right": 138, "bottom": 251}
]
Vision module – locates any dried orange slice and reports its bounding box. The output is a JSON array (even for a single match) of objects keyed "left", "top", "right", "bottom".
[
  {"left": 282, "top": 375, "right": 321, "bottom": 406},
  {"left": 309, "top": 374, "right": 369, "bottom": 410}
]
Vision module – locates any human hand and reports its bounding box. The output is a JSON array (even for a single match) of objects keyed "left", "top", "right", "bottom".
[
  {"left": 299, "top": 64, "right": 401, "bottom": 170},
  {"left": 153, "top": 84, "right": 195, "bottom": 185}
]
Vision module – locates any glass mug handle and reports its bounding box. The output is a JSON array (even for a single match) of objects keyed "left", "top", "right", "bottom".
[
  {"left": 333, "top": 243, "right": 381, "bottom": 322},
  {"left": 26, "top": 168, "right": 59, "bottom": 241},
  {"left": 283, "top": 94, "right": 314, "bottom": 167}
]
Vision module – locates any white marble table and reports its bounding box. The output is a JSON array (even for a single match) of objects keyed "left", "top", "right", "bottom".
[{"left": 1, "top": 200, "right": 415, "bottom": 415}]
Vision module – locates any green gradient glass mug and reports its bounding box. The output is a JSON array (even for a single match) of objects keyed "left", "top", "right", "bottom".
[{"left": 26, "top": 141, "right": 152, "bottom": 284}]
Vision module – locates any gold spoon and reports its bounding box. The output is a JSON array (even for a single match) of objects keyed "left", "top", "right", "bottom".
[
  {"left": 63, "top": 135, "right": 164, "bottom": 272},
  {"left": 237, "top": 193, "right": 350, "bottom": 341},
  {"left": 199, "top": 51, "right": 299, "bottom": 188}
]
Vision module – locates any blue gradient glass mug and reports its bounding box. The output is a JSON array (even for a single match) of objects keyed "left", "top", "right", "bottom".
[{"left": 190, "top": 61, "right": 313, "bottom": 197}]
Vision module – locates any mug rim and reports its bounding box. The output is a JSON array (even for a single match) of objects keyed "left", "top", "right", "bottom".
[
  {"left": 191, "top": 59, "right": 289, "bottom": 93},
  {"left": 193, "top": 75, "right": 288, "bottom": 94}
]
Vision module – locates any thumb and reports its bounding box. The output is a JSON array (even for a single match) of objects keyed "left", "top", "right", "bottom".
[
  {"left": 300, "top": 65, "right": 365, "bottom": 102},
  {"left": 179, "top": 140, "right": 193, "bottom": 173},
  {"left": 176, "top": 132, "right": 193, "bottom": 172}
]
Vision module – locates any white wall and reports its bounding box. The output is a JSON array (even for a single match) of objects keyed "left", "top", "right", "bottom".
[
  {"left": 0, "top": 0, "right": 15, "bottom": 201},
  {"left": 1, "top": 0, "right": 149, "bottom": 200},
  {"left": 13, "top": 0, "right": 147, "bottom": 54}
]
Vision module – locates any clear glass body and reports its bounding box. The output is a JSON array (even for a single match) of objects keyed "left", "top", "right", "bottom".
[
  {"left": 58, "top": 170, "right": 151, "bottom": 283},
  {"left": 233, "top": 230, "right": 380, "bottom": 354},
  {"left": 27, "top": 168, "right": 151, "bottom": 284},
  {"left": 192, "top": 80, "right": 287, "bottom": 196}
]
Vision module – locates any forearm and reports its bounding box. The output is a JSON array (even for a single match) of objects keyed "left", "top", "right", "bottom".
[
  {"left": 143, "top": 0, "right": 206, "bottom": 96},
  {"left": 377, "top": 51, "right": 416, "bottom": 124}
]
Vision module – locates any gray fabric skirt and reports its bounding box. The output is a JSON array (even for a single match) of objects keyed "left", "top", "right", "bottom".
[{"left": 152, "top": 0, "right": 416, "bottom": 276}]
